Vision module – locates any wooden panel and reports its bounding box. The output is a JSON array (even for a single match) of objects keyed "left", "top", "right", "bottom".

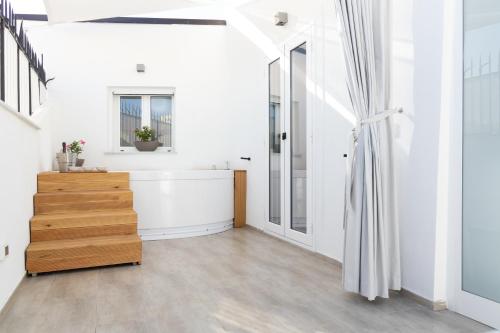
[
  {"left": 26, "top": 235, "right": 142, "bottom": 273},
  {"left": 37, "top": 172, "right": 129, "bottom": 193},
  {"left": 34, "top": 190, "right": 133, "bottom": 215},
  {"left": 234, "top": 170, "right": 247, "bottom": 228},
  {"left": 31, "top": 210, "right": 137, "bottom": 241}
]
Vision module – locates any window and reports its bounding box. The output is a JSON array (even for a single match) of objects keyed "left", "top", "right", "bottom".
[{"left": 110, "top": 87, "right": 175, "bottom": 152}]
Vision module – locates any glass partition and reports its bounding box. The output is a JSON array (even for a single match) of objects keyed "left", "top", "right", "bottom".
[{"left": 463, "top": 0, "right": 500, "bottom": 303}]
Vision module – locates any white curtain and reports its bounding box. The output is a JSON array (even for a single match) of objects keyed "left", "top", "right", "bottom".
[{"left": 334, "top": 0, "right": 401, "bottom": 300}]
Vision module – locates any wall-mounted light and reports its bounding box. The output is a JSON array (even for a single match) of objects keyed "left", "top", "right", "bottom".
[
  {"left": 137, "top": 64, "right": 146, "bottom": 73},
  {"left": 274, "top": 12, "right": 288, "bottom": 26}
]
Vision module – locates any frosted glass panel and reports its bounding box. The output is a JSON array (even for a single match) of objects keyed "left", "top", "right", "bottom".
[
  {"left": 290, "top": 43, "right": 307, "bottom": 234},
  {"left": 269, "top": 59, "right": 281, "bottom": 225},
  {"left": 463, "top": 0, "right": 500, "bottom": 303}
]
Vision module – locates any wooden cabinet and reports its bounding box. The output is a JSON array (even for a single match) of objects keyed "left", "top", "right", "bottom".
[{"left": 234, "top": 170, "right": 247, "bottom": 228}]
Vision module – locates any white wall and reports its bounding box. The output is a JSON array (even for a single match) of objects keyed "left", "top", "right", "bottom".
[
  {"left": 389, "top": 0, "right": 457, "bottom": 303},
  {"left": 0, "top": 104, "right": 51, "bottom": 312}
]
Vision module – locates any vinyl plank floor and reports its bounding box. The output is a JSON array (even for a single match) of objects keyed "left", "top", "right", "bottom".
[{"left": 0, "top": 228, "right": 493, "bottom": 333}]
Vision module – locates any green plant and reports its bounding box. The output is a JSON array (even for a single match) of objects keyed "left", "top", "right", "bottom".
[
  {"left": 135, "top": 126, "right": 155, "bottom": 142},
  {"left": 68, "top": 139, "right": 86, "bottom": 156}
]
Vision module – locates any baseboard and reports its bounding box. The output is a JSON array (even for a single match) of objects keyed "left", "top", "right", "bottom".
[{"left": 400, "top": 289, "right": 448, "bottom": 311}]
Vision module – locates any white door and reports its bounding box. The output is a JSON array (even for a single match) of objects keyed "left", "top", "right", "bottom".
[
  {"left": 452, "top": 0, "right": 500, "bottom": 329},
  {"left": 266, "top": 28, "right": 313, "bottom": 247}
]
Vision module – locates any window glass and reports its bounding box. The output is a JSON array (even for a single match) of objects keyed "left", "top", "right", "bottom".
[
  {"left": 120, "top": 96, "right": 142, "bottom": 147},
  {"left": 269, "top": 59, "right": 281, "bottom": 225},
  {"left": 150, "top": 96, "right": 173, "bottom": 147},
  {"left": 290, "top": 43, "right": 307, "bottom": 234}
]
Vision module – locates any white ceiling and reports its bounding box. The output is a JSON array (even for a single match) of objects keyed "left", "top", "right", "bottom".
[
  {"left": 12, "top": 0, "right": 47, "bottom": 14},
  {"left": 41, "top": 0, "right": 256, "bottom": 23},
  {"left": 43, "top": 0, "right": 200, "bottom": 23}
]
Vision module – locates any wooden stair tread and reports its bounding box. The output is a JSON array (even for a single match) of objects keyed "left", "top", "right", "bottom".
[
  {"left": 35, "top": 189, "right": 132, "bottom": 198},
  {"left": 26, "top": 235, "right": 142, "bottom": 273},
  {"left": 27, "top": 234, "right": 141, "bottom": 251},
  {"left": 34, "top": 190, "right": 133, "bottom": 215},
  {"left": 38, "top": 172, "right": 130, "bottom": 193},
  {"left": 31, "top": 210, "right": 137, "bottom": 229},
  {"left": 30, "top": 210, "right": 138, "bottom": 241}
]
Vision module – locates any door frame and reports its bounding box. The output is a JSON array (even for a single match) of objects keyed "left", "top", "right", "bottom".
[{"left": 265, "top": 25, "right": 315, "bottom": 249}]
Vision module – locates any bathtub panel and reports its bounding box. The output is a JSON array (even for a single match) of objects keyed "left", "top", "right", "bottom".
[{"left": 129, "top": 170, "right": 234, "bottom": 240}]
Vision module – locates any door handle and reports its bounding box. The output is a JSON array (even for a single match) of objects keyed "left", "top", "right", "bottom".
[{"left": 281, "top": 132, "right": 287, "bottom": 140}]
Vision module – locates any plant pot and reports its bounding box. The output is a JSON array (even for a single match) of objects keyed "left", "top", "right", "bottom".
[
  {"left": 135, "top": 140, "right": 160, "bottom": 152},
  {"left": 76, "top": 158, "right": 85, "bottom": 167}
]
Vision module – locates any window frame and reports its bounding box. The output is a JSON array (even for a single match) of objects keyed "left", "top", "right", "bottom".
[{"left": 108, "top": 86, "right": 176, "bottom": 153}]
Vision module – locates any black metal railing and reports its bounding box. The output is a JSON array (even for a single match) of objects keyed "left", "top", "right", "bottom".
[{"left": 0, "top": 0, "right": 47, "bottom": 115}]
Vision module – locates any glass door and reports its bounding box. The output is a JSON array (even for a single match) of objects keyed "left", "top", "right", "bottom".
[
  {"left": 267, "top": 58, "right": 285, "bottom": 236},
  {"left": 457, "top": 0, "right": 500, "bottom": 328},
  {"left": 266, "top": 29, "right": 313, "bottom": 247},
  {"left": 283, "top": 31, "right": 313, "bottom": 246}
]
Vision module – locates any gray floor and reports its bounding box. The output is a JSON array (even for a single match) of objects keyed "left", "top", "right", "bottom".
[{"left": 0, "top": 228, "right": 493, "bottom": 333}]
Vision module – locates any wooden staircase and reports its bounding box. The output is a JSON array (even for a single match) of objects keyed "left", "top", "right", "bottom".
[{"left": 26, "top": 172, "right": 142, "bottom": 276}]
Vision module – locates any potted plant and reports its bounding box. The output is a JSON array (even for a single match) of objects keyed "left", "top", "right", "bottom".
[
  {"left": 68, "top": 139, "right": 86, "bottom": 166},
  {"left": 134, "top": 126, "right": 160, "bottom": 151}
]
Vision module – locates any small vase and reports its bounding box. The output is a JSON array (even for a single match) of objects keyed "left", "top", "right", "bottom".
[
  {"left": 68, "top": 153, "right": 77, "bottom": 166},
  {"left": 76, "top": 158, "right": 85, "bottom": 167},
  {"left": 56, "top": 153, "right": 69, "bottom": 172}
]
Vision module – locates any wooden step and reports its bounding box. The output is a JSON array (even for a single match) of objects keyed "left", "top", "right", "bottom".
[
  {"left": 31, "top": 210, "right": 137, "bottom": 242},
  {"left": 34, "top": 190, "right": 133, "bottom": 215},
  {"left": 26, "top": 235, "right": 142, "bottom": 274},
  {"left": 37, "top": 172, "right": 129, "bottom": 193}
]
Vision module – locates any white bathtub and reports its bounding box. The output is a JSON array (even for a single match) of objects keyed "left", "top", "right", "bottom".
[{"left": 129, "top": 170, "right": 234, "bottom": 240}]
